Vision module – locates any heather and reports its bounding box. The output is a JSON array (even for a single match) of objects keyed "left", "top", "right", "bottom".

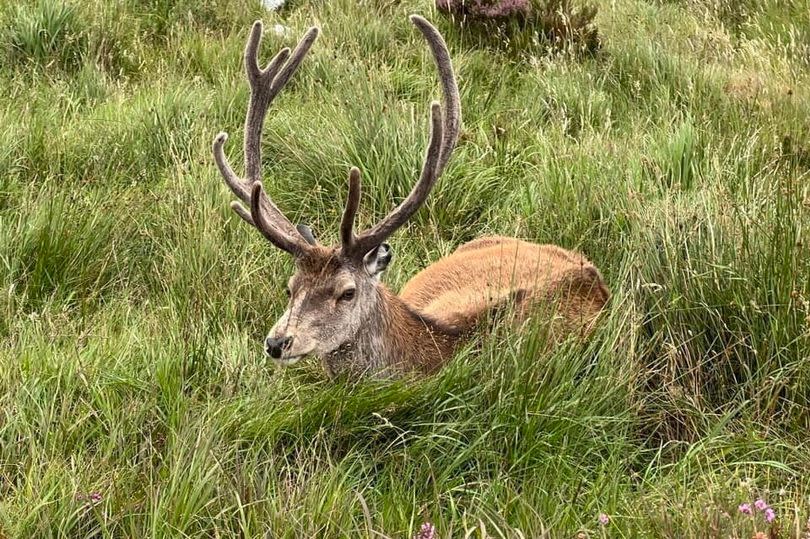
[
  {"left": 435, "top": 0, "right": 600, "bottom": 53},
  {"left": 1, "top": 0, "right": 809, "bottom": 537}
]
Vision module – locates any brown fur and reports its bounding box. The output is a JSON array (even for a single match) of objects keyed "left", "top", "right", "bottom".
[
  {"left": 320, "top": 285, "right": 461, "bottom": 377},
  {"left": 277, "top": 236, "right": 609, "bottom": 378},
  {"left": 400, "top": 236, "right": 609, "bottom": 334}
]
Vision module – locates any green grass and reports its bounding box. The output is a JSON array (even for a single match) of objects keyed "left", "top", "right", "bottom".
[{"left": 1, "top": 0, "right": 809, "bottom": 536}]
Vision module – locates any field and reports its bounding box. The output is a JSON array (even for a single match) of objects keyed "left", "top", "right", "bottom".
[{"left": 1, "top": 0, "right": 809, "bottom": 536}]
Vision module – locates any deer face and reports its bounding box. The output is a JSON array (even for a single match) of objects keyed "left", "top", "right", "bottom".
[{"left": 264, "top": 244, "right": 392, "bottom": 364}]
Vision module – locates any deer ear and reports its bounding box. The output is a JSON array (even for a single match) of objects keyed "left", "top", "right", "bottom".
[
  {"left": 363, "top": 243, "right": 392, "bottom": 279},
  {"left": 296, "top": 224, "right": 317, "bottom": 246}
]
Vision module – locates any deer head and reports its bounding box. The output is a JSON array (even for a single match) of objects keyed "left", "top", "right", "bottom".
[{"left": 213, "top": 16, "right": 460, "bottom": 367}]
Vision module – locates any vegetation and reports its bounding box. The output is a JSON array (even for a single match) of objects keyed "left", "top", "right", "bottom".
[
  {"left": 435, "top": 0, "right": 600, "bottom": 54},
  {"left": 0, "top": 0, "right": 808, "bottom": 536}
]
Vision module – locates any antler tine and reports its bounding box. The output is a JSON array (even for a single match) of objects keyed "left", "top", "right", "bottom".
[
  {"left": 212, "top": 21, "right": 319, "bottom": 255},
  {"left": 340, "top": 167, "right": 362, "bottom": 250},
  {"left": 410, "top": 15, "right": 460, "bottom": 175},
  {"left": 244, "top": 23, "right": 319, "bottom": 187},
  {"left": 342, "top": 16, "right": 460, "bottom": 259},
  {"left": 250, "top": 183, "right": 308, "bottom": 255}
]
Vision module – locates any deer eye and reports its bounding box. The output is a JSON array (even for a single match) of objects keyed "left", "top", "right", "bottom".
[
  {"left": 284, "top": 286, "right": 291, "bottom": 297},
  {"left": 338, "top": 288, "right": 356, "bottom": 302}
]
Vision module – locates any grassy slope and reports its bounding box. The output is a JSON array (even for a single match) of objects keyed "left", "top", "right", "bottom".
[{"left": 0, "top": 0, "right": 809, "bottom": 536}]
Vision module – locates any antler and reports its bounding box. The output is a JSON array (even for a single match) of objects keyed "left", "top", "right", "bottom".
[
  {"left": 213, "top": 16, "right": 459, "bottom": 261},
  {"left": 212, "top": 21, "right": 319, "bottom": 256},
  {"left": 340, "top": 15, "right": 461, "bottom": 260}
]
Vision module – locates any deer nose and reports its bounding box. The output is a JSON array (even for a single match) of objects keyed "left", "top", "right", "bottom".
[{"left": 265, "top": 336, "right": 293, "bottom": 359}]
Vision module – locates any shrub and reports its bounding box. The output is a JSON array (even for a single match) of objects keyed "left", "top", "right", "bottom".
[
  {"left": 435, "top": 0, "right": 532, "bottom": 20},
  {"left": 436, "top": 0, "right": 600, "bottom": 54}
]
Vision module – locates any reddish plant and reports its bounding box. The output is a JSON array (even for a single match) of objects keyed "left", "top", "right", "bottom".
[
  {"left": 436, "top": 0, "right": 600, "bottom": 54},
  {"left": 435, "top": 0, "right": 531, "bottom": 20}
]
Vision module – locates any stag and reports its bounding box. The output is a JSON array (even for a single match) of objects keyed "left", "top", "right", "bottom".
[{"left": 213, "top": 16, "right": 609, "bottom": 378}]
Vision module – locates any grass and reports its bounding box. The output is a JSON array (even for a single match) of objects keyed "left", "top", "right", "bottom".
[{"left": 0, "top": 0, "right": 808, "bottom": 536}]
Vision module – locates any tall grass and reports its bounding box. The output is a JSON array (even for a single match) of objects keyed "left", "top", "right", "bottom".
[{"left": 0, "top": 0, "right": 808, "bottom": 536}]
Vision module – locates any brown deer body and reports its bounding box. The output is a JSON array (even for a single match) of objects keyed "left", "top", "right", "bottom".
[{"left": 213, "top": 16, "right": 609, "bottom": 378}]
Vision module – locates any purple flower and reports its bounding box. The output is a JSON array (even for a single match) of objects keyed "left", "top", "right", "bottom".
[
  {"left": 754, "top": 498, "right": 768, "bottom": 511},
  {"left": 75, "top": 491, "right": 102, "bottom": 507},
  {"left": 765, "top": 507, "right": 776, "bottom": 523},
  {"left": 474, "top": 0, "right": 530, "bottom": 18},
  {"left": 414, "top": 522, "right": 436, "bottom": 539},
  {"left": 738, "top": 503, "right": 752, "bottom": 515},
  {"left": 598, "top": 513, "right": 610, "bottom": 525}
]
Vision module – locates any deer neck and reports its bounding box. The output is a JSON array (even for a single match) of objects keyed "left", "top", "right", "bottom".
[{"left": 322, "top": 285, "right": 463, "bottom": 378}]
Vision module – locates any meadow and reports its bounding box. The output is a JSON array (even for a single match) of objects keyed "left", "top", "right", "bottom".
[{"left": 0, "top": 0, "right": 809, "bottom": 536}]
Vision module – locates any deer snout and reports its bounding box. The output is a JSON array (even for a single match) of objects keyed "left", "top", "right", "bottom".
[{"left": 265, "top": 335, "right": 293, "bottom": 359}]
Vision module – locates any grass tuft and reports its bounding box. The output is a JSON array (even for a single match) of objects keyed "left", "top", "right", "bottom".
[{"left": 3, "top": 0, "right": 86, "bottom": 71}]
